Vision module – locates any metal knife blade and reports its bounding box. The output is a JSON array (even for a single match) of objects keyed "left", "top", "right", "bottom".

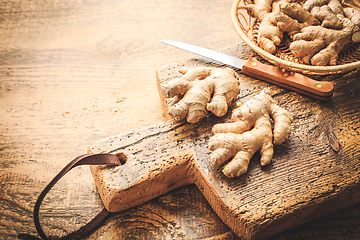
[
  {"left": 160, "top": 40, "right": 334, "bottom": 100},
  {"left": 160, "top": 40, "right": 247, "bottom": 69}
]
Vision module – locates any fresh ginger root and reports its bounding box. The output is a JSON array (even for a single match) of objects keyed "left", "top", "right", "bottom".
[
  {"left": 310, "top": 5, "right": 343, "bottom": 29},
  {"left": 244, "top": 0, "right": 360, "bottom": 65},
  {"left": 162, "top": 67, "right": 240, "bottom": 123},
  {"left": 290, "top": 16, "right": 360, "bottom": 65},
  {"left": 279, "top": 2, "right": 320, "bottom": 26},
  {"left": 245, "top": 0, "right": 320, "bottom": 54},
  {"left": 208, "top": 89, "right": 292, "bottom": 178},
  {"left": 275, "top": 2, "right": 321, "bottom": 37},
  {"left": 245, "top": 0, "right": 290, "bottom": 54},
  {"left": 344, "top": 7, "right": 360, "bottom": 26},
  {"left": 275, "top": 12, "right": 308, "bottom": 37},
  {"left": 285, "top": 0, "right": 360, "bottom": 65}
]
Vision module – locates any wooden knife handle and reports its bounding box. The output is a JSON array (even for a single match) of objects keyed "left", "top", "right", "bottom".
[{"left": 242, "top": 58, "right": 334, "bottom": 101}]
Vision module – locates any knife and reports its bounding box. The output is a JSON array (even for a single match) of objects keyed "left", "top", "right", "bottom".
[{"left": 160, "top": 40, "right": 334, "bottom": 101}]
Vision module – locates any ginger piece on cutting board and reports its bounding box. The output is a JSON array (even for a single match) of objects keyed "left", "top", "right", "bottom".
[
  {"left": 208, "top": 88, "right": 292, "bottom": 178},
  {"left": 162, "top": 67, "right": 240, "bottom": 123}
]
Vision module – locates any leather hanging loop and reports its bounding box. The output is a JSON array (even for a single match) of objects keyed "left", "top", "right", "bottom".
[{"left": 18, "top": 153, "right": 126, "bottom": 240}]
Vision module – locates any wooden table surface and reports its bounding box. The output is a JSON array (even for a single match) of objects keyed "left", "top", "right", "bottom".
[{"left": 1, "top": 0, "right": 360, "bottom": 239}]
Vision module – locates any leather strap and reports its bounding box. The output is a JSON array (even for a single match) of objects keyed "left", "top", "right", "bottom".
[{"left": 18, "top": 153, "right": 126, "bottom": 240}]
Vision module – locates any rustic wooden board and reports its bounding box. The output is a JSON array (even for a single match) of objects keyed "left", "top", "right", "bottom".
[{"left": 89, "top": 43, "right": 360, "bottom": 239}]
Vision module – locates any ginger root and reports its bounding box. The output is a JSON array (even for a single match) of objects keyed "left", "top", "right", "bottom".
[
  {"left": 286, "top": 0, "right": 360, "bottom": 65},
  {"left": 275, "top": 12, "right": 307, "bottom": 37},
  {"left": 344, "top": 7, "right": 360, "bottom": 26},
  {"left": 245, "top": 0, "right": 321, "bottom": 54},
  {"left": 244, "top": 0, "right": 360, "bottom": 66},
  {"left": 245, "top": 0, "right": 290, "bottom": 54},
  {"left": 275, "top": 3, "right": 321, "bottom": 37},
  {"left": 290, "top": 16, "right": 360, "bottom": 65},
  {"left": 310, "top": 5, "right": 343, "bottom": 29},
  {"left": 208, "top": 89, "right": 292, "bottom": 178},
  {"left": 279, "top": 2, "right": 320, "bottom": 26},
  {"left": 162, "top": 67, "right": 240, "bottom": 123}
]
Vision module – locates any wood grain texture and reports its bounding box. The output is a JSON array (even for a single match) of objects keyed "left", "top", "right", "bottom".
[
  {"left": 90, "top": 43, "right": 360, "bottom": 239},
  {"left": 1, "top": 0, "right": 360, "bottom": 239}
]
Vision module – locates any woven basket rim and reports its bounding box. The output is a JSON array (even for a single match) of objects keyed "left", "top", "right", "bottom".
[{"left": 231, "top": 0, "right": 360, "bottom": 74}]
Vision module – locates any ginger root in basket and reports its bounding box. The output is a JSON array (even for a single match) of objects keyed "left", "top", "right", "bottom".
[
  {"left": 344, "top": 7, "right": 360, "bottom": 26},
  {"left": 290, "top": 16, "right": 360, "bottom": 65},
  {"left": 245, "top": 0, "right": 320, "bottom": 54},
  {"left": 279, "top": 2, "right": 320, "bottom": 26},
  {"left": 244, "top": 0, "right": 360, "bottom": 65},
  {"left": 208, "top": 89, "right": 292, "bottom": 178},
  {"left": 310, "top": 5, "right": 343, "bottom": 29},
  {"left": 287, "top": 0, "right": 360, "bottom": 65},
  {"left": 245, "top": 0, "right": 290, "bottom": 54},
  {"left": 162, "top": 67, "right": 240, "bottom": 123}
]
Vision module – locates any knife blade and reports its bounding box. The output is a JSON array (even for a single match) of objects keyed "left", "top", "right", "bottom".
[{"left": 160, "top": 40, "right": 334, "bottom": 101}]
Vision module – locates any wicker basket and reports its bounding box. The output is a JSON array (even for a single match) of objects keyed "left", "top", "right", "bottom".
[{"left": 231, "top": 0, "right": 360, "bottom": 75}]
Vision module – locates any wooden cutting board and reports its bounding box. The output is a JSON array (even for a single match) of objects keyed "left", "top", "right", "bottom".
[{"left": 88, "top": 43, "right": 360, "bottom": 239}]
